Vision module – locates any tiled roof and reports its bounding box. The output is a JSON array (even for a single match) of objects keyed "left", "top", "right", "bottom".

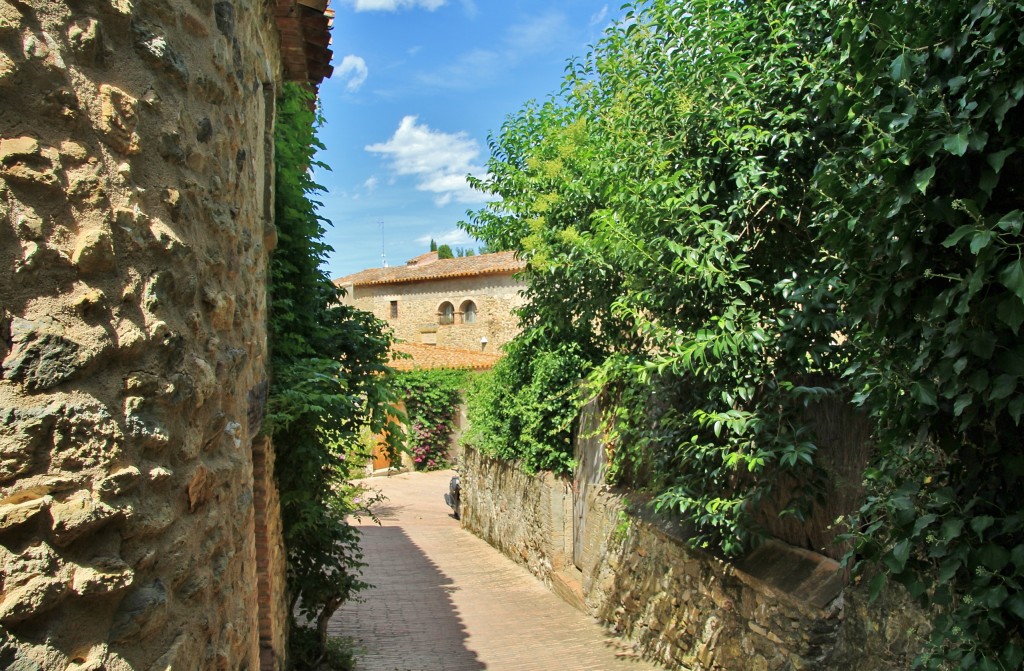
[
  {"left": 275, "top": 0, "right": 334, "bottom": 87},
  {"left": 390, "top": 342, "right": 501, "bottom": 371},
  {"left": 335, "top": 251, "right": 526, "bottom": 288}
]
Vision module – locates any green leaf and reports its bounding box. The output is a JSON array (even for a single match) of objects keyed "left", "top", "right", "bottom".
[
  {"left": 868, "top": 573, "right": 886, "bottom": 603},
  {"left": 941, "top": 518, "right": 965, "bottom": 541},
  {"left": 971, "top": 515, "right": 995, "bottom": 536},
  {"left": 1007, "top": 595, "right": 1024, "bottom": 621},
  {"left": 986, "top": 149, "right": 1015, "bottom": 174},
  {"left": 942, "top": 225, "right": 974, "bottom": 247},
  {"left": 999, "top": 259, "right": 1024, "bottom": 301},
  {"left": 970, "top": 230, "right": 995, "bottom": 254},
  {"left": 910, "top": 380, "right": 938, "bottom": 407},
  {"left": 913, "top": 513, "right": 937, "bottom": 536},
  {"left": 978, "top": 544, "right": 1011, "bottom": 571},
  {"left": 889, "top": 538, "right": 911, "bottom": 572},
  {"left": 990, "top": 374, "right": 1017, "bottom": 401},
  {"left": 981, "top": 584, "right": 1009, "bottom": 608},
  {"left": 889, "top": 53, "right": 910, "bottom": 81},
  {"left": 944, "top": 129, "right": 970, "bottom": 156},
  {"left": 913, "top": 166, "right": 935, "bottom": 194},
  {"left": 997, "top": 296, "right": 1024, "bottom": 333},
  {"left": 1002, "top": 643, "right": 1024, "bottom": 670}
]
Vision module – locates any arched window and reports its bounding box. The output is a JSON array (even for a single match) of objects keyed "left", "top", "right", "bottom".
[
  {"left": 460, "top": 300, "right": 477, "bottom": 324},
  {"left": 438, "top": 301, "right": 455, "bottom": 325}
]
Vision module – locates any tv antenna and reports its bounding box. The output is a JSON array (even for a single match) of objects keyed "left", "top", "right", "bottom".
[{"left": 379, "top": 221, "right": 388, "bottom": 268}]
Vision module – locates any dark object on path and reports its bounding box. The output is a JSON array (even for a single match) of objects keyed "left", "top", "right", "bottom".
[{"left": 444, "top": 475, "right": 461, "bottom": 519}]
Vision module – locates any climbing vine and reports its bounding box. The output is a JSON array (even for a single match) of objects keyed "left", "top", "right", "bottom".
[
  {"left": 393, "top": 369, "right": 468, "bottom": 470},
  {"left": 462, "top": 1, "right": 1024, "bottom": 667},
  {"left": 464, "top": 331, "right": 589, "bottom": 476},
  {"left": 266, "top": 83, "right": 400, "bottom": 667}
]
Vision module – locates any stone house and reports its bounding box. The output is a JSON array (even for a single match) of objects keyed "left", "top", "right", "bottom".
[
  {"left": 335, "top": 250, "right": 527, "bottom": 354},
  {"left": 0, "top": 1, "right": 332, "bottom": 669}
]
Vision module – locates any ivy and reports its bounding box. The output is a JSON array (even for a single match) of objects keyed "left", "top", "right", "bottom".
[
  {"left": 464, "top": 331, "right": 589, "bottom": 476},
  {"left": 393, "top": 369, "right": 468, "bottom": 470},
  {"left": 266, "top": 83, "right": 401, "bottom": 667},
  {"left": 461, "top": 0, "right": 1024, "bottom": 666}
]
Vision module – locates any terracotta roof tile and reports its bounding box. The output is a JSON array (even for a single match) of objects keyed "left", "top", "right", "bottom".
[
  {"left": 390, "top": 342, "right": 501, "bottom": 371},
  {"left": 275, "top": 1, "right": 334, "bottom": 88},
  {"left": 335, "top": 251, "right": 525, "bottom": 288}
]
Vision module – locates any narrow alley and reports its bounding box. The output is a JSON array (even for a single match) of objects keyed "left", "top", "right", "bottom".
[{"left": 329, "top": 470, "right": 667, "bottom": 671}]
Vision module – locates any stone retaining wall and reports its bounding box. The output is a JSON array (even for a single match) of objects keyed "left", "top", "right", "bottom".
[{"left": 461, "top": 447, "right": 928, "bottom": 671}]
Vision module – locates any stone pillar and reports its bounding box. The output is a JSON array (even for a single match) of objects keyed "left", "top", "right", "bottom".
[{"left": 0, "top": 1, "right": 283, "bottom": 668}]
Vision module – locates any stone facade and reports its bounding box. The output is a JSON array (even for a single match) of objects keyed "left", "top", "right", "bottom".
[
  {"left": 460, "top": 446, "right": 930, "bottom": 671},
  {"left": 0, "top": 1, "right": 329, "bottom": 668},
  {"left": 337, "top": 251, "right": 527, "bottom": 353}
]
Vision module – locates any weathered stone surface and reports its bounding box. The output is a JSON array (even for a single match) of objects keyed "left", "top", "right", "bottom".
[
  {"left": 2, "top": 322, "right": 87, "bottom": 391},
  {"left": 0, "top": 404, "right": 56, "bottom": 482},
  {"left": 0, "top": 136, "right": 60, "bottom": 189},
  {"left": 0, "top": 543, "right": 69, "bottom": 624},
  {"left": 72, "top": 559, "right": 135, "bottom": 597},
  {"left": 1, "top": 0, "right": 293, "bottom": 666},
  {"left": 97, "top": 84, "right": 140, "bottom": 154},
  {"left": 110, "top": 580, "right": 168, "bottom": 642},
  {"left": 50, "top": 491, "right": 122, "bottom": 547},
  {"left": 132, "top": 23, "right": 188, "bottom": 87},
  {"left": 0, "top": 496, "right": 50, "bottom": 533},
  {"left": 71, "top": 228, "right": 115, "bottom": 273},
  {"left": 186, "top": 464, "right": 211, "bottom": 512},
  {"left": 462, "top": 446, "right": 929, "bottom": 671}
]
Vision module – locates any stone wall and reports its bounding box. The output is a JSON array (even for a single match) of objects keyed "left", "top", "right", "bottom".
[
  {"left": 351, "top": 273, "right": 525, "bottom": 351},
  {"left": 0, "top": 1, "right": 290, "bottom": 668},
  {"left": 461, "top": 447, "right": 929, "bottom": 671}
]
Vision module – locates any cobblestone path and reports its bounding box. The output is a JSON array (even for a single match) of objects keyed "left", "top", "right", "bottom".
[{"left": 328, "top": 469, "right": 666, "bottom": 671}]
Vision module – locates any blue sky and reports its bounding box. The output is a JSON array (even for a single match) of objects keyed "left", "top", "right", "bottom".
[{"left": 316, "top": 0, "right": 620, "bottom": 280}]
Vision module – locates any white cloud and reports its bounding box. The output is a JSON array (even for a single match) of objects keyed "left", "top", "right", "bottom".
[
  {"left": 416, "top": 228, "right": 471, "bottom": 246},
  {"left": 590, "top": 6, "right": 609, "bottom": 27},
  {"left": 366, "top": 116, "right": 490, "bottom": 205},
  {"left": 363, "top": 176, "right": 379, "bottom": 191},
  {"left": 336, "top": 55, "right": 368, "bottom": 92},
  {"left": 348, "top": 0, "right": 446, "bottom": 11}
]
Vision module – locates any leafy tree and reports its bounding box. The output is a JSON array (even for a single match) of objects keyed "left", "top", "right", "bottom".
[
  {"left": 462, "top": 0, "right": 1024, "bottom": 666},
  {"left": 437, "top": 244, "right": 454, "bottom": 259},
  {"left": 814, "top": 3, "right": 1024, "bottom": 668},
  {"left": 267, "top": 83, "right": 401, "bottom": 667},
  {"left": 430, "top": 238, "right": 437, "bottom": 252}
]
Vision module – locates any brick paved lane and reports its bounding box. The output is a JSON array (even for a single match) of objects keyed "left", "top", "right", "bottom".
[{"left": 328, "top": 469, "right": 665, "bottom": 671}]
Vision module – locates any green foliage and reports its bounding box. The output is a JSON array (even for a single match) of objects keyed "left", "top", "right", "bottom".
[
  {"left": 394, "top": 369, "right": 468, "bottom": 470},
  {"left": 462, "top": 0, "right": 1024, "bottom": 666},
  {"left": 267, "top": 83, "right": 401, "bottom": 667},
  {"left": 430, "top": 238, "right": 438, "bottom": 252},
  {"left": 816, "top": 3, "right": 1024, "bottom": 669},
  {"left": 465, "top": 332, "right": 588, "bottom": 475},
  {"left": 437, "top": 244, "right": 454, "bottom": 259}
]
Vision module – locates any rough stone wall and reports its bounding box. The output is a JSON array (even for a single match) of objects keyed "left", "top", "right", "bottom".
[
  {"left": 0, "top": 1, "right": 283, "bottom": 669},
  {"left": 252, "top": 436, "right": 287, "bottom": 671},
  {"left": 461, "top": 447, "right": 929, "bottom": 671},
  {"left": 460, "top": 446, "right": 571, "bottom": 584},
  {"left": 350, "top": 274, "right": 525, "bottom": 351}
]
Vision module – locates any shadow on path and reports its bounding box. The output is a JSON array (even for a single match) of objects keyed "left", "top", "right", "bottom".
[{"left": 329, "top": 525, "right": 485, "bottom": 671}]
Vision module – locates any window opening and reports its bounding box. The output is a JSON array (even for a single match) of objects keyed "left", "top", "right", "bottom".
[
  {"left": 438, "top": 301, "right": 455, "bottom": 325},
  {"left": 460, "top": 300, "right": 477, "bottom": 324},
  {"left": 389, "top": 300, "right": 398, "bottom": 319}
]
